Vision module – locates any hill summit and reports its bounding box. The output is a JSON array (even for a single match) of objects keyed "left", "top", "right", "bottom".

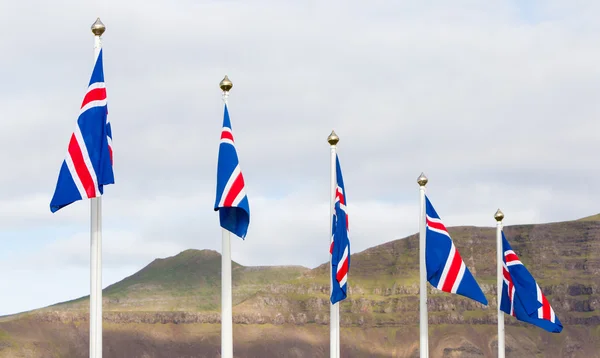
[{"left": 48, "top": 248, "right": 310, "bottom": 313}]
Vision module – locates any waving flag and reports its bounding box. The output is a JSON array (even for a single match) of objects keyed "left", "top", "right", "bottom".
[
  {"left": 500, "top": 231, "right": 562, "bottom": 333},
  {"left": 330, "top": 154, "right": 350, "bottom": 304},
  {"left": 214, "top": 104, "right": 250, "bottom": 239},
  {"left": 50, "top": 49, "right": 114, "bottom": 213},
  {"left": 425, "top": 196, "right": 487, "bottom": 305}
]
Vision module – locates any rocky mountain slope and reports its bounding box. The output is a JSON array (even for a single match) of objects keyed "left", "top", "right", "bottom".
[{"left": 1, "top": 216, "right": 600, "bottom": 357}]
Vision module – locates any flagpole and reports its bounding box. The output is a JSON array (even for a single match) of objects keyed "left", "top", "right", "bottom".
[
  {"left": 417, "top": 173, "right": 429, "bottom": 358},
  {"left": 495, "top": 209, "right": 505, "bottom": 358},
  {"left": 219, "top": 75, "right": 234, "bottom": 358},
  {"left": 95, "top": 196, "right": 102, "bottom": 358},
  {"left": 90, "top": 196, "right": 97, "bottom": 358},
  {"left": 327, "top": 130, "right": 340, "bottom": 358},
  {"left": 90, "top": 17, "right": 105, "bottom": 358}
]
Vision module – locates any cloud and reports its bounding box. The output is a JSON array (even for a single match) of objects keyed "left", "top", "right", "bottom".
[{"left": 1, "top": 0, "right": 599, "bottom": 315}]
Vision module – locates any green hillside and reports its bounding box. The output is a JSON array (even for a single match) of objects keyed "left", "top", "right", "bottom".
[
  {"left": 577, "top": 213, "right": 600, "bottom": 222},
  {"left": 47, "top": 249, "right": 310, "bottom": 313},
  {"left": 43, "top": 219, "right": 600, "bottom": 327},
  {"left": 2, "top": 217, "right": 600, "bottom": 357}
]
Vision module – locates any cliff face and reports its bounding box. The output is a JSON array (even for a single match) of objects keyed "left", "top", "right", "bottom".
[
  {"left": 1, "top": 218, "right": 600, "bottom": 357},
  {"left": 229, "top": 221, "right": 600, "bottom": 329}
]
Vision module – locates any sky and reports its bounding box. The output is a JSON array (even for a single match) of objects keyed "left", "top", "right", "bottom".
[{"left": 1, "top": 1, "right": 599, "bottom": 316}]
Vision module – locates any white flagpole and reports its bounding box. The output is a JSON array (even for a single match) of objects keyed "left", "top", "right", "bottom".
[
  {"left": 495, "top": 209, "right": 505, "bottom": 358},
  {"left": 220, "top": 75, "right": 234, "bottom": 358},
  {"left": 90, "top": 17, "right": 106, "bottom": 358},
  {"left": 221, "top": 228, "right": 232, "bottom": 358},
  {"left": 327, "top": 130, "right": 340, "bottom": 358},
  {"left": 417, "top": 173, "right": 429, "bottom": 358},
  {"left": 95, "top": 197, "right": 103, "bottom": 358},
  {"left": 90, "top": 196, "right": 97, "bottom": 358}
]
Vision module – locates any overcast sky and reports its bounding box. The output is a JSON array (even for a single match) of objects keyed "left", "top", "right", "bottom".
[{"left": 1, "top": 1, "right": 599, "bottom": 316}]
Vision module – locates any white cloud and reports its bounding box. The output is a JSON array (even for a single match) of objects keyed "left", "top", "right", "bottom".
[{"left": 1, "top": 0, "right": 599, "bottom": 315}]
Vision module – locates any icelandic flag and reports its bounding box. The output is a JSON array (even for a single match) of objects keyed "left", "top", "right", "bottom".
[
  {"left": 330, "top": 154, "right": 350, "bottom": 304},
  {"left": 425, "top": 196, "right": 488, "bottom": 305},
  {"left": 214, "top": 104, "right": 250, "bottom": 239},
  {"left": 50, "top": 49, "right": 114, "bottom": 213},
  {"left": 500, "top": 231, "right": 563, "bottom": 333}
]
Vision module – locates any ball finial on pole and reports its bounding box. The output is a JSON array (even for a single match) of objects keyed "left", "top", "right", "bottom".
[
  {"left": 327, "top": 130, "right": 339, "bottom": 146},
  {"left": 220, "top": 75, "right": 233, "bottom": 103},
  {"left": 494, "top": 209, "right": 505, "bottom": 222},
  {"left": 91, "top": 18, "right": 106, "bottom": 37},
  {"left": 220, "top": 75, "right": 233, "bottom": 93},
  {"left": 417, "top": 172, "right": 428, "bottom": 187}
]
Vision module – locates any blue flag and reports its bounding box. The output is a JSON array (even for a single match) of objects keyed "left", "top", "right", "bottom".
[
  {"left": 425, "top": 196, "right": 488, "bottom": 305},
  {"left": 500, "top": 231, "right": 563, "bottom": 333},
  {"left": 214, "top": 104, "right": 250, "bottom": 239},
  {"left": 50, "top": 49, "right": 114, "bottom": 212},
  {"left": 330, "top": 154, "right": 350, "bottom": 304}
]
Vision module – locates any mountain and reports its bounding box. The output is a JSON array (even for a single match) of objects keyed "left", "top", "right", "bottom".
[
  {"left": 48, "top": 248, "right": 310, "bottom": 313},
  {"left": 1, "top": 216, "right": 600, "bottom": 357}
]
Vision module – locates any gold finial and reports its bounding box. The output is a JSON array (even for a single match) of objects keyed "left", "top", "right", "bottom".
[
  {"left": 327, "top": 130, "right": 339, "bottom": 146},
  {"left": 91, "top": 18, "right": 105, "bottom": 36},
  {"left": 417, "top": 172, "right": 428, "bottom": 187},
  {"left": 494, "top": 209, "right": 504, "bottom": 222},
  {"left": 220, "top": 75, "right": 233, "bottom": 93}
]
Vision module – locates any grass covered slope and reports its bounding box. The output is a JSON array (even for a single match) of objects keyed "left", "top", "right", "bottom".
[
  {"left": 47, "top": 249, "right": 310, "bottom": 313},
  {"left": 36, "top": 218, "right": 600, "bottom": 328},
  {"left": 2, "top": 217, "right": 600, "bottom": 357}
]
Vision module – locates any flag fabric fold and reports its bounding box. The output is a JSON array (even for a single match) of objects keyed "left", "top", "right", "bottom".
[
  {"left": 214, "top": 104, "right": 250, "bottom": 239},
  {"left": 500, "top": 231, "right": 563, "bottom": 333},
  {"left": 425, "top": 196, "right": 488, "bottom": 305},
  {"left": 50, "top": 49, "right": 114, "bottom": 213},
  {"left": 330, "top": 154, "right": 350, "bottom": 304}
]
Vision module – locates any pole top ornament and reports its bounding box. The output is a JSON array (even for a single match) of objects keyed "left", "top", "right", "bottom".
[
  {"left": 494, "top": 209, "right": 505, "bottom": 222},
  {"left": 91, "top": 18, "right": 105, "bottom": 36},
  {"left": 417, "top": 172, "right": 428, "bottom": 187},
  {"left": 327, "top": 130, "right": 339, "bottom": 146},
  {"left": 220, "top": 75, "right": 233, "bottom": 93}
]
